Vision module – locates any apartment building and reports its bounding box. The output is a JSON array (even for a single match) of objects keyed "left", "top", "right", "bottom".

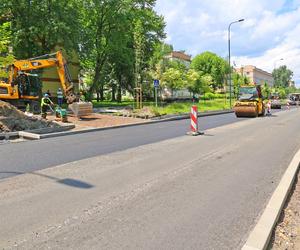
[
  {"left": 165, "top": 51, "right": 192, "bottom": 68},
  {"left": 235, "top": 65, "right": 274, "bottom": 86}
]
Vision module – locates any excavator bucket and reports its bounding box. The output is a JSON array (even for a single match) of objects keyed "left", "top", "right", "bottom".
[
  {"left": 69, "top": 102, "right": 93, "bottom": 117},
  {"left": 234, "top": 105, "right": 258, "bottom": 117}
]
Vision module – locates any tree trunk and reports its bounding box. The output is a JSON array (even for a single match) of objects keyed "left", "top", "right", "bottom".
[
  {"left": 117, "top": 85, "right": 122, "bottom": 103},
  {"left": 100, "top": 85, "right": 104, "bottom": 101},
  {"left": 117, "top": 75, "right": 122, "bottom": 102},
  {"left": 111, "top": 84, "right": 116, "bottom": 102},
  {"left": 96, "top": 92, "right": 100, "bottom": 102}
]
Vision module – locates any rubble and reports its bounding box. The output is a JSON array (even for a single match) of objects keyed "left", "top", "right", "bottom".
[{"left": 0, "top": 100, "right": 59, "bottom": 132}]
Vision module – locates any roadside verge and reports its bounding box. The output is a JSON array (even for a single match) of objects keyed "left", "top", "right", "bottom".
[{"left": 242, "top": 149, "right": 300, "bottom": 250}]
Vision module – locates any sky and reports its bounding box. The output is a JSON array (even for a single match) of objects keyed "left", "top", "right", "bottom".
[{"left": 155, "top": 0, "right": 300, "bottom": 86}]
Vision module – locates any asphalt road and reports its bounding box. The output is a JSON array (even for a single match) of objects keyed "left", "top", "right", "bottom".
[
  {"left": 0, "top": 111, "right": 249, "bottom": 179},
  {"left": 0, "top": 107, "right": 299, "bottom": 250}
]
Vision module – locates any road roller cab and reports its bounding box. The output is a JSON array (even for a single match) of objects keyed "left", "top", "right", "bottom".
[{"left": 234, "top": 84, "right": 265, "bottom": 117}]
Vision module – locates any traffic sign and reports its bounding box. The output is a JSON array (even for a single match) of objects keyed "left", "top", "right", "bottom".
[{"left": 153, "top": 79, "right": 159, "bottom": 88}]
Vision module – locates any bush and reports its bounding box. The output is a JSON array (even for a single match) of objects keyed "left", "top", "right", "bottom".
[
  {"left": 169, "top": 103, "right": 185, "bottom": 109},
  {"left": 200, "top": 92, "right": 224, "bottom": 100}
]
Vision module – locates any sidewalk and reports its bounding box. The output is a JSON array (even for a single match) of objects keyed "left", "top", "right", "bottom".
[{"left": 47, "top": 113, "right": 147, "bottom": 130}]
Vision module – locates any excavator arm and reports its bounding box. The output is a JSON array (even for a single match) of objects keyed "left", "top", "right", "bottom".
[{"left": 10, "top": 51, "right": 77, "bottom": 103}]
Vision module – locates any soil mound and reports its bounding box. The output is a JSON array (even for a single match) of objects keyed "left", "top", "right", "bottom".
[{"left": 0, "top": 101, "right": 59, "bottom": 132}]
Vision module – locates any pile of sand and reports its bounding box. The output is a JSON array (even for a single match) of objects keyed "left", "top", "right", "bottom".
[{"left": 0, "top": 100, "right": 59, "bottom": 132}]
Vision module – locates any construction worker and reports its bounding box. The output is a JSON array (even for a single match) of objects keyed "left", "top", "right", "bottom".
[
  {"left": 46, "top": 90, "right": 52, "bottom": 97},
  {"left": 266, "top": 100, "right": 271, "bottom": 116},
  {"left": 79, "top": 91, "right": 86, "bottom": 102},
  {"left": 57, "top": 87, "right": 63, "bottom": 107},
  {"left": 41, "top": 93, "right": 54, "bottom": 119}
]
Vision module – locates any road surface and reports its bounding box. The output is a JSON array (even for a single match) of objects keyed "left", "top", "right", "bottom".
[
  {"left": 0, "top": 108, "right": 299, "bottom": 249},
  {"left": 0, "top": 112, "right": 248, "bottom": 179}
]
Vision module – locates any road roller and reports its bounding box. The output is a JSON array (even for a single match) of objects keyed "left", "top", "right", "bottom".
[{"left": 234, "top": 84, "right": 265, "bottom": 117}]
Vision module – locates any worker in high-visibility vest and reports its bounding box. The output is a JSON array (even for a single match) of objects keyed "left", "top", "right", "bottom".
[
  {"left": 41, "top": 93, "right": 54, "bottom": 119},
  {"left": 57, "top": 88, "right": 64, "bottom": 107},
  {"left": 266, "top": 100, "right": 271, "bottom": 116}
]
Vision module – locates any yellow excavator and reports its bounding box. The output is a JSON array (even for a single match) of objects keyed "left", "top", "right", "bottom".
[
  {"left": 234, "top": 84, "right": 265, "bottom": 117},
  {"left": 0, "top": 51, "right": 92, "bottom": 116}
]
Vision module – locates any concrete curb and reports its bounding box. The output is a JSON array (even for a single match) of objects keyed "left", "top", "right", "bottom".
[
  {"left": 0, "top": 132, "right": 19, "bottom": 140},
  {"left": 0, "top": 124, "right": 75, "bottom": 141},
  {"left": 27, "top": 109, "right": 234, "bottom": 140},
  {"left": 242, "top": 149, "right": 300, "bottom": 250}
]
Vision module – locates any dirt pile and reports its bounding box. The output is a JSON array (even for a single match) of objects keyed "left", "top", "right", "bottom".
[
  {"left": 117, "top": 107, "right": 163, "bottom": 119},
  {"left": 0, "top": 101, "right": 59, "bottom": 132}
]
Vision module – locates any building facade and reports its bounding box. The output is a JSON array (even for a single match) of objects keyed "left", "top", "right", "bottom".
[
  {"left": 235, "top": 65, "right": 274, "bottom": 86},
  {"left": 164, "top": 51, "right": 191, "bottom": 68}
]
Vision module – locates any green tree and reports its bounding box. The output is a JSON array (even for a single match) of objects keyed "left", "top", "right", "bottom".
[
  {"left": 162, "top": 67, "right": 185, "bottom": 93},
  {"left": 79, "top": 0, "right": 165, "bottom": 101},
  {"left": 272, "top": 65, "right": 293, "bottom": 88},
  {"left": 200, "top": 74, "right": 213, "bottom": 94},
  {"left": 0, "top": 22, "right": 14, "bottom": 78},
  {"left": 133, "top": 19, "right": 145, "bottom": 88},
  {"left": 4, "top": 0, "right": 80, "bottom": 58},
  {"left": 232, "top": 72, "right": 250, "bottom": 98},
  {"left": 191, "top": 51, "right": 229, "bottom": 90},
  {"left": 261, "top": 82, "right": 271, "bottom": 98},
  {"left": 149, "top": 42, "right": 173, "bottom": 81},
  {"left": 185, "top": 69, "right": 200, "bottom": 95},
  {"left": 79, "top": 0, "right": 130, "bottom": 100}
]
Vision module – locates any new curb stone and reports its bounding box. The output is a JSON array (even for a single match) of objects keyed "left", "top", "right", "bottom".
[{"left": 242, "top": 149, "right": 300, "bottom": 250}]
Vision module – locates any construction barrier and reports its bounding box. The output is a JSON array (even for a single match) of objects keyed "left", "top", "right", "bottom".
[{"left": 187, "top": 105, "right": 203, "bottom": 136}]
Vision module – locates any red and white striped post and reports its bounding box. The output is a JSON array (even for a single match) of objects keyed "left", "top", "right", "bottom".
[{"left": 187, "top": 105, "right": 203, "bottom": 136}]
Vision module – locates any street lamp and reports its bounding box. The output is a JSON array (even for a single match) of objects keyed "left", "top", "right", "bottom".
[{"left": 228, "top": 19, "right": 245, "bottom": 108}]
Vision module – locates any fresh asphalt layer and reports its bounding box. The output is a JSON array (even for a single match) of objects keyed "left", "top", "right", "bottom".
[
  {"left": 0, "top": 112, "right": 247, "bottom": 179},
  {"left": 0, "top": 109, "right": 285, "bottom": 179},
  {"left": 0, "top": 107, "right": 299, "bottom": 249}
]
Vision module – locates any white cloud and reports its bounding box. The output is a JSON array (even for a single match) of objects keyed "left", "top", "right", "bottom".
[
  {"left": 155, "top": 0, "right": 300, "bottom": 85},
  {"left": 234, "top": 23, "right": 300, "bottom": 84}
]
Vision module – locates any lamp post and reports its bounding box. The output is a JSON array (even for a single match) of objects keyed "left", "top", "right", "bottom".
[{"left": 228, "top": 19, "right": 245, "bottom": 108}]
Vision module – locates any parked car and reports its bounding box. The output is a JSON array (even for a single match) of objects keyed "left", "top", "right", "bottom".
[
  {"left": 288, "top": 93, "right": 300, "bottom": 105},
  {"left": 287, "top": 98, "right": 297, "bottom": 105},
  {"left": 269, "top": 93, "right": 281, "bottom": 109},
  {"left": 270, "top": 99, "right": 281, "bottom": 109}
]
